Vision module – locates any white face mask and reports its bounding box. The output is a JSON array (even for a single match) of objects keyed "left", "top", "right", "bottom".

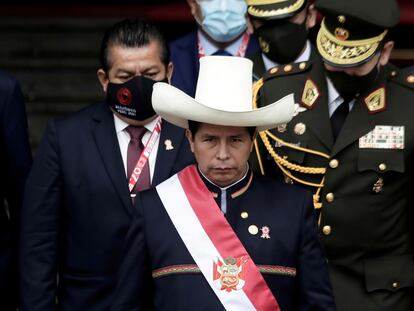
[{"left": 196, "top": 0, "right": 247, "bottom": 43}]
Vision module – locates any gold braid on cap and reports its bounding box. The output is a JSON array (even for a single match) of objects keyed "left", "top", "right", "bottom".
[
  {"left": 248, "top": 0, "right": 304, "bottom": 18},
  {"left": 317, "top": 18, "right": 388, "bottom": 66},
  {"left": 252, "top": 78, "right": 329, "bottom": 209}
]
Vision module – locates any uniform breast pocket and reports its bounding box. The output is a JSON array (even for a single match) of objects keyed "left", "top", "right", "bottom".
[{"left": 357, "top": 148, "right": 405, "bottom": 173}]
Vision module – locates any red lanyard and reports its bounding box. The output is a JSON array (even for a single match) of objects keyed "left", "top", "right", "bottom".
[
  {"left": 128, "top": 117, "right": 162, "bottom": 192},
  {"left": 197, "top": 32, "right": 250, "bottom": 58}
]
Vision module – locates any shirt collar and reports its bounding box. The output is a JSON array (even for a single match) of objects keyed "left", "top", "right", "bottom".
[
  {"left": 262, "top": 40, "right": 311, "bottom": 70},
  {"left": 197, "top": 29, "right": 246, "bottom": 56},
  {"left": 113, "top": 113, "right": 160, "bottom": 134}
]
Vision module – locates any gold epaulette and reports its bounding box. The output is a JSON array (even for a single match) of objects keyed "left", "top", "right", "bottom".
[
  {"left": 263, "top": 61, "right": 312, "bottom": 82},
  {"left": 252, "top": 77, "right": 329, "bottom": 210},
  {"left": 387, "top": 67, "right": 414, "bottom": 91}
]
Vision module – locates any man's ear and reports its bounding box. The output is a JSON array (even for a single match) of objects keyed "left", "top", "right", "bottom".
[
  {"left": 187, "top": 0, "right": 198, "bottom": 17},
  {"left": 379, "top": 41, "right": 394, "bottom": 66},
  {"left": 167, "top": 62, "right": 174, "bottom": 84},
  {"left": 306, "top": 4, "right": 317, "bottom": 29},
  {"left": 97, "top": 69, "right": 109, "bottom": 93},
  {"left": 185, "top": 129, "right": 195, "bottom": 153}
]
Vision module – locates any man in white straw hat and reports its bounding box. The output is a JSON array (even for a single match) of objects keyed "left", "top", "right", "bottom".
[{"left": 111, "top": 56, "right": 335, "bottom": 311}]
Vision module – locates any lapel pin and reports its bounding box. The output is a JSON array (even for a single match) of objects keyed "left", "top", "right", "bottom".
[
  {"left": 164, "top": 139, "right": 174, "bottom": 151},
  {"left": 260, "top": 226, "right": 271, "bottom": 239}
]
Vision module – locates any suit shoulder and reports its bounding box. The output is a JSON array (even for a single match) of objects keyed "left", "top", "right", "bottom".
[
  {"left": 0, "top": 70, "right": 20, "bottom": 92},
  {"left": 386, "top": 65, "right": 414, "bottom": 93},
  {"left": 169, "top": 31, "right": 197, "bottom": 51},
  {"left": 262, "top": 61, "right": 313, "bottom": 82},
  {"left": 53, "top": 102, "right": 104, "bottom": 130}
]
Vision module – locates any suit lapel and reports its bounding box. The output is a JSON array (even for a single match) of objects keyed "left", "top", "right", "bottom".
[
  {"left": 330, "top": 69, "right": 389, "bottom": 157},
  {"left": 153, "top": 120, "right": 187, "bottom": 185},
  {"left": 330, "top": 98, "right": 377, "bottom": 157},
  {"left": 299, "top": 50, "right": 334, "bottom": 151},
  {"left": 249, "top": 51, "right": 266, "bottom": 81},
  {"left": 92, "top": 103, "right": 132, "bottom": 214}
]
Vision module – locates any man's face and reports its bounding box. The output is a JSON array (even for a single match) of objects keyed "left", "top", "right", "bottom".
[
  {"left": 186, "top": 123, "right": 254, "bottom": 187},
  {"left": 98, "top": 40, "right": 173, "bottom": 92}
]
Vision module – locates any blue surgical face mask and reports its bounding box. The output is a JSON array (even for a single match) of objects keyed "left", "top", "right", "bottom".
[{"left": 197, "top": 0, "right": 247, "bottom": 43}]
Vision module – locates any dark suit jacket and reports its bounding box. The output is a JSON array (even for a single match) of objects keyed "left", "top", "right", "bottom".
[
  {"left": 111, "top": 167, "right": 336, "bottom": 311},
  {"left": 19, "top": 102, "right": 194, "bottom": 311},
  {"left": 169, "top": 31, "right": 259, "bottom": 97},
  {"left": 254, "top": 62, "right": 414, "bottom": 310},
  {"left": 0, "top": 71, "right": 32, "bottom": 311}
]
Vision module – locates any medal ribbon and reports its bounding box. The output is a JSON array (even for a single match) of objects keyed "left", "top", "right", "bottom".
[
  {"left": 156, "top": 165, "right": 281, "bottom": 311},
  {"left": 197, "top": 32, "right": 250, "bottom": 58},
  {"left": 128, "top": 117, "right": 162, "bottom": 192}
]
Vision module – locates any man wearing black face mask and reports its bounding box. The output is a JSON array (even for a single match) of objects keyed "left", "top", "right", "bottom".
[
  {"left": 248, "top": 0, "right": 330, "bottom": 202},
  {"left": 253, "top": 0, "right": 414, "bottom": 310},
  {"left": 246, "top": 0, "right": 319, "bottom": 79},
  {"left": 20, "top": 18, "right": 194, "bottom": 311}
]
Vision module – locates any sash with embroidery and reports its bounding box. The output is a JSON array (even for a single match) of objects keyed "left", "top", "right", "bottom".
[{"left": 155, "top": 165, "right": 281, "bottom": 311}]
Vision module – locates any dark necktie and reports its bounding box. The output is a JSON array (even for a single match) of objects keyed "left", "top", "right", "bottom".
[
  {"left": 330, "top": 100, "right": 350, "bottom": 141},
  {"left": 213, "top": 49, "right": 232, "bottom": 56},
  {"left": 126, "top": 126, "right": 151, "bottom": 193}
]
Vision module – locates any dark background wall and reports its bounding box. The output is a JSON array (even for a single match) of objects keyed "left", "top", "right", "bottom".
[{"left": 0, "top": 1, "right": 412, "bottom": 151}]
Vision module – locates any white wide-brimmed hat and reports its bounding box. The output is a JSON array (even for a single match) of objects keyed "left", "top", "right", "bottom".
[{"left": 152, "top": 56, "right": 294, "bottom": 131}]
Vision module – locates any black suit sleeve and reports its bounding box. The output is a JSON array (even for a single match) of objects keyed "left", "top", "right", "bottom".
[
  {"left": 0, "top": 74, "right": 32, "bottom": 310},
  {"left": 297, "top": 192, "right": 336, "bottom": 311},
  {"left": 111, "top": 194, "right": 152, "bottom": 311},
  {"left": 20, "top": 120, "right": 62, "bottom": 311}
]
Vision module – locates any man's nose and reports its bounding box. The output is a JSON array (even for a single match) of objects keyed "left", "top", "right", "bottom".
[{"left": 216, "top": 141, "right": 230, "bottom": 160}]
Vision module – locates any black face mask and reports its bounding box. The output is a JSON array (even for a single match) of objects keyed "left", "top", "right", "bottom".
[
  {"left": 326, "top": 66, "right": 380, "bottom": 102},
  {"left": 106, "top": 75, "right": 168, "bottom": 121},
  {"left": 255, "top": 18, "right": 308, "bottom": 64}
]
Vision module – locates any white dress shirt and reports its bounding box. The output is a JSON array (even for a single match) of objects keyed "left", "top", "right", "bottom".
[
  {"left": 198, "top": 29, "right": 247, "bottom": 56},
  {"left": 326, "top": 77, "right": 355, "bottom": 117},
  {"left": 113, "top": 114, "right": 160, "bottom": 182}
]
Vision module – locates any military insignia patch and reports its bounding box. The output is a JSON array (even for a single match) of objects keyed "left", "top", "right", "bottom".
[
  {"left": 301, "top": 79, "right": 320, "bottom": 109},
  {"left": 364, "top": 87, "right": 386, "bottom": 113},
  {"left": 258, "top": 37, "right": 270, "bottom": 53},
  {"left": 334, "top": 27, "right": 349, "bottom": 40},
  {"left": 372, "top": 178, "right": 384, "bottom": 193},
  {"left": 213, "top": 257, "right": 247, "bottom": 292}
]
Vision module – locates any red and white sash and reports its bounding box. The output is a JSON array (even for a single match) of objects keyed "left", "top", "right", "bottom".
[{"left": 155, "top": 165, "right": 280, "bottom": 311}]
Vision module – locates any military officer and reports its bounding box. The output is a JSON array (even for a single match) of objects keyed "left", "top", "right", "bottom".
[
  {"left": 254, "top": 0, "right": 414, "bottom": 310},
  {"left": 246, "top": 0, "right": 318, "bottom": 79},
  {"left": 248, "top": 0, "right": 330, "bottom": 208}
]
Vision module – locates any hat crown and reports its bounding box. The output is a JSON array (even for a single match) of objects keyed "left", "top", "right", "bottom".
[{"left": 195, "top": 56, "right": 253, "bottom": 112}]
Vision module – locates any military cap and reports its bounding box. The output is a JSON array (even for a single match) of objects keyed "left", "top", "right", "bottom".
[
  {"left": 247, "top": 0, "right": 307, "bottom": 20},
  {"left": 315, "top": 0, "right": 400, "bottom": 67}
]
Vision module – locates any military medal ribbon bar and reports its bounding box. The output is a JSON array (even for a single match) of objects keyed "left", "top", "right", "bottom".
[{"left": 156, "top": 165, "right": 280, "bottom": 311}]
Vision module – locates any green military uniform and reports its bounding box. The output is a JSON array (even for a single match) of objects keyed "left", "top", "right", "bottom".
[
  {"left": 254, "top": 0, "right": 414, "bottom": 309},
  {"left": 247, "top": 0, "right": 329, "bottom": 206}
]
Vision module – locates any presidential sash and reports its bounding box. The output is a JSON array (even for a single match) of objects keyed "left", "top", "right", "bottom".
[{"left": 156, "top": 165, "right": 281, "bottom": 311}]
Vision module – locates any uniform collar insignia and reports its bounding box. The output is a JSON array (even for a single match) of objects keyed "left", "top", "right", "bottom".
[
  {"left": 301, "top": 78, "right": 320, "bottom": 109},
  {"left": 364, "top": 87, "right": 386, "bottom": 114}
]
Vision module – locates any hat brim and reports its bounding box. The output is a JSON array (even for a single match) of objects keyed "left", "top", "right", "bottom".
[
  {"left": 316, "top": 19, "right": 387, "bottom": 68},
  {"left": 152, "top": 82, "right": 294, "bottom": 132},
  {"left": 248, "top": 0, "right": 306, "bottom": 20}
]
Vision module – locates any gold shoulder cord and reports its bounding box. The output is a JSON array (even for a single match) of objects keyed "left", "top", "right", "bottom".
[{"left": 252, "top": 78, "right": 329, "bottom": 210}]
